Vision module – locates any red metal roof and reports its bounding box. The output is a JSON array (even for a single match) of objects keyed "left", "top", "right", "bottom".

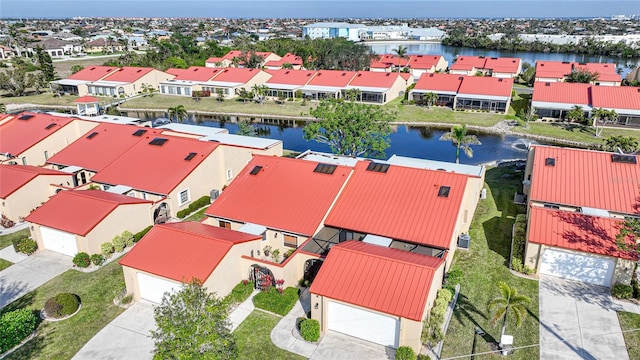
[
  {"left": 310, "top": 241, "right": 444, "bottom": 321},
  {"left": 205, "top": 155, "right": 352, "bottom": 236},
  {"left": 306, "top": 70, "right": 358, "bottom": 87},
  {"left": 172, "top": 66, "right": 222, "bottom": 82},
  {"left": 0, "top": 112, "right": 75, "bottom": 156},
  {"left": 449, "top": 56, "right": 487, "bottom": 71},
  {"left": 266, "top": 69, "right": 317, "bottom": 86},
  {"left": 529, "top": 145, "right": 640, "bottom": 214},
  {"left": 324, "top": 161, "right": 469, "bottom": 248},
  {"left": 209, "top": 68, "right": 266, "bottom": 84},
  {"left": 119, "top": 222, "right": 261, "bottom": 282},
  {"left": 370, "top": 54, "right": 410, "bottom": 68},
  {"left": 413, "top": 73, "right": 463, "bottom": 93},
  {"left": 67, "top": 65, "right": 119, "bottom": 81},
  {"left": 74, "top": 96, "right": 99, "bottom": 103},
  {"left": 264, "top": 53, "right": 303, "bottom": 67},
  {"left": 483, "top": 57, "right": 521, "bottom": 74},
  {"left": 591, "top": 86, "right": 640, "bottom": 111},
  {"left": 25, "top": 190, "right": 151, "bottom": 236},
  {"left": 532, "top": 81, "right": 591, "bottom": 105},
  {"left": 408, "top": 55, "right": 443, "bottom": 69},
  {"left": 349, "top": 71, "right": 401, "bottom": 88},
  {"left": 47, "top": 123, "right": 160, "bottom": 171},
  {"left": 456, "top": 76, "right": 513, "bottom": 97},
  {"left": 100, "top": 66, "right": 154, "bottom": 83},
  {"left": 91, "top": 133, "right": 219, "bottom": 194},
  {"left": 165, "top": 68, "right": 187, "bottom": 76},
  {"left": 528, "top": 206, "right": 636, "bottom": 260},
  {"left": 0, "top": 165, "right": 69, "bottom": 198},
  {"left": 205, "top": 56, "right": 225, "bottom": 64},
  {"left": 535, "top": 61, "right": 574, "bottom": 79}
]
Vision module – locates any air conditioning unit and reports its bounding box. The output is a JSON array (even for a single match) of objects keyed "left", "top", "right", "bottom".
[
  {"left": 210, "top": 189, "right": 220, "bottom": 200},
  {"left": 458, "top": 233, "right": 471, "bottom": 249}
]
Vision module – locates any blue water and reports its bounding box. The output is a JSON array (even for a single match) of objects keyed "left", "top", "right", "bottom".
[{"left": 367, "top": 42, "right": 640, "bottom": 77}]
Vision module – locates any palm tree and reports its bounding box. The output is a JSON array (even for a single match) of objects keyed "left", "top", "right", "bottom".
[
  {"left": 251, "top": 84, "right": 269, "bottom": 104},
  {"left": 603, "top": 135, "right": 640, "bottom": 153},
  {"left": 439, "top": 124, "right": 482, "bottom": 164},
  {"left": 487, "top": 282, "right": 531, "bottom": 349},
  {"left": 167, "top": 105, "right": 188, "bottom": 123},
  {"left": 591, "top": 108, "right": 619, "bottom": 138},
  {"left": 565, "top": 105, "right": 586, "bottom": 124},
  {"left": 421, "top": 92, "right": 438, "bottom": 108},
  {"left": 392, "top": 45, "right": 409, "bottom": 73}
]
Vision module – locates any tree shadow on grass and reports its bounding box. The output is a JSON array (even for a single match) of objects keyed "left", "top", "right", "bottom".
[
  {"left": 451, "top": 293, "right": 496, "bottom": 345},
  {"left": 548, "top": 122, "right": 594, "bottom": 135},
  {"left": 3, "top": 332, "right": 47, "bottom": 360},
  {"left": 482, "top": 215, "right": 513, "bottom": 267}
]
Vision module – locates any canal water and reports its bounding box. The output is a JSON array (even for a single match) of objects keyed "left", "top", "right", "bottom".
[
  {"left": 126, "top": 112, "right": 541, "bottom": 165},
  {"left": 366, "top": 42, "right": 640, "bottom": 77}
]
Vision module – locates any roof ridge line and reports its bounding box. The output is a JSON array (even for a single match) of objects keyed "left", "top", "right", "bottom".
[{"left": 339, "top": 241, "right": 443, "bottom": 269}]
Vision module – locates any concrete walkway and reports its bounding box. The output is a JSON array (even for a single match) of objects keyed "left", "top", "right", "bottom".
[
  {"left": 0, "top": 222, "right": 29, "bottom": 236},
  {"left": 539, "top": 276, "right": 629, "bottom": 360},
  {"left": 0, "top": 246, "right": 27, "bottom": 263},
  {"left": 0, "top": 249, "right": 71, "bottom": 309},
  {"left": 72, "top": 300, "right": 156, "bottom": 360},
  {"left": 230, "top": 290, "right": 259, "bottom": 332}
]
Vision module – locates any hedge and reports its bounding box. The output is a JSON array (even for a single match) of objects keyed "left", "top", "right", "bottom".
[
  {"left": 0, "top": 308, "right": 37, "bottom": 352},
  {"left": 226, "top": 280, "right": 255, "bottom": 305},
  {"left": 612, "top": 283, "right": 633, "bottom": 299},
  {"left": 176, "top": 196, "right": 211, "bottom": 219},
  {"left": 90, "top": 254, "right": 105, "bottom": 266},
  {"left": 134, "top": 225, "right": 153, "bottom": 243},
  {"left": 253, "top": 287, "right": 298, "bottom": 316},
  {"left": 511, "top": 214, "right": 535, "bottom": 275},
  {"left": 299, "top": 318, "right": 320, "bottom": 342},
  {"left": 422, "top": 288, "right": 453, "bottom": 346}
]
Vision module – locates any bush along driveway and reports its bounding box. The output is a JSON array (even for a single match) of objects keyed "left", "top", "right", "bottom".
[{"left": 440, "top": 165, "right": 540, "bottom": 360}]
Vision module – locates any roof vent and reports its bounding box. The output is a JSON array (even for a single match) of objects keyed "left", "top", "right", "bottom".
[
  {"left": 545, "top": 82, "right": 551, "bottom": 86},
  {"left": 545, "top": 157, "right": 556, "bottom": 166},
  {"left": 132, "top": 129, "right": 147, "bottom": 136},
  {"left": 491, "top": 57, "right": 498, "bottom": 59},
  {"left": 89, "top": 67, "right": 96, "bottom": 70},
  {"left": 249, "top": 165, "right": 263, "bottom": 175},
  {"left": 284, "top": 71, "right": 290, "bottom": 74},
  {"left": 149, "top": 137, "right": 168, "bottom": 146},
  {"left": 498, "top": 78, "right": 503, "bottom": 82},
  {"left": 366, "top": 162, "right": 390, "bottom": 173},
  {"left": 438, "top": 186, "right": 451, "bottom": 198},
  {"left": 611, "top": 154, "right": 637, "bottom": 164},
  {"left": 136, "top": 69, "right": 142, "bottom": 73},
  {"left": 45, "top": 123, "right": 56, "bottom": 130},
  {"left": 86, "top": 132, "right": 99, "bottom": 139},
  {"left": 184, "top": 152, "right": 197, "bottom": 161},
  {"left": 458, "top": 76, "right": 464, "bottom": 80},
  {"left": 562, "top": 61, "right": 570, "bottom": 64},
  {"left": 313, "top": 163, "right": 337, "bottom": 175},
  {"left": 18, "top": 114, "right": 34, "bottom": 120}
]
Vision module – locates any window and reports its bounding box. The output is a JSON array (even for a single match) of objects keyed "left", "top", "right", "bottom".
[
  {"left": 142, "top": 193, "right": 148, "bottom": 200},
  {"left": 21, "top": 157, "right": 27, "bottom": 165},
  {"left": 283, "top": 234, "right": 298, "bottom": 248},
  {"left": 179, "top": 189, "right": 190, "bottom": 206},
  {"left": 219, "top": 220, "right": 231, "bottom": 229},
  {"left": 44, "top": 151, "right": 49, "bottom": 160},
  {"left": 226, "top": 169, "right": 233, "bottom": 181},
  {"left": 438, "top": 186, "right": 451, "bottom": 197}
]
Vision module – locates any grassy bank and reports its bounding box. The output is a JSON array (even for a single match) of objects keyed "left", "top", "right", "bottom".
[
  {"left": 2, "top": 260, "right": 126, "bottom": 360},
  {"left": 441, "top": 165, "right": 539, "bottom": 359}
]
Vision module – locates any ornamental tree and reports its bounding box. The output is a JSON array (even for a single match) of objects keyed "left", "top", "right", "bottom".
[
  {"left": 305, "top": 99, "right": 395, "bottom": 158},
  {"left": 151, "top": 279, "right": 237, "bottom": 360}
]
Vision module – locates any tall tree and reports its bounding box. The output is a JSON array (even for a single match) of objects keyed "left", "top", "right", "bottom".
[
  {"left": 487, "top": 282, "right": 531, "bottom": 349},
  {"left": 566, "top": 68, "right": 599, "bottom": 84},
  {"left": 591, "top": 108, "right": 618, "bottom": 137},
  {"left": 392, "top": 45, "right": 409, "bottom": 73},
  {"left": 34, "top": 46, "right": 56, "bottom": 82},
  {"left": 603, "top": 135, "right": 640, "bottom": 153},
  {"left": 151, "top": 280, "right": 237, "bottom": 360},
  {"left": 565, "top": 105, "right": 586, "bottom": 124},
  {"left": 168, "top": 105, "right": 188, "bottom": 123},
  {"left": 304, "top": 99, "right": 395, "bottom": 158},
  {"left": 0, "top": 66, "right": 36, "bottom": 97},
  {"left": 439, "top": 124, "right": 482, "bottom": 164},
  {"left": 421, "top": 92, "right": 438, "bottom": 108}
]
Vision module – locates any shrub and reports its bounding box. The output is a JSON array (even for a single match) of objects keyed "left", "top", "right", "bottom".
[
  {"left": 121, "top": 230, "right": 134, "bottom": 247},
  {"left": 632, "top": 274, "right": 640, "bottom": 300},
  {"left": 134, "top": 225, "right": 153, "bottom": 243},
  {"left": 612, "top": 283, "right": 633, "bottom": 299},
  {"left": 0, "top": 308, "right": 37, "bottom": 353},
  {"left": 423, "top": 287, "right": 453, "bottom": 346},
  {"left": 101, "top": 242, "right": 114, "bottom": 258},
  {"left": 227, "top": 280, "right": 255, "bottom": 305},
  {"left": 253, "top": 287, "right": 298, "bottom": 316},
  {"left": 13, "top": 238, "right": 37, "bottom": 255},
  {"left": 90, "top": 254, "right": 105, "bottom": 266},
  {"left": 44, "top": 293, "right": 80, "bottom": 318},
  {"left": 446, "top": 269, "right": 463, "bottom": 285},
  {"left": 112, "top": 235, "right": 126, "bottom": 252},
  {"left": 176, "top": 209, "right": 188, "bottom": 219},
  {"left": 395, "top": 346, "right": 416, "bottom": 360},
  {"left": 299, "top": 318, "right": 320, "bottom": 342},
  {"left": 72, "top": 252, "right": 91, "bottom": 268}
]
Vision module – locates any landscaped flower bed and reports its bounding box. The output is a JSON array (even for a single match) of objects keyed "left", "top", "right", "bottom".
[
  {"left": 253, "top": 286, "right": 298, "bottom": 316},
  {"left": 42, "top": 293, "right": 81, "bottom": 320},
  {"left": 226, "top": 280, "right": 255, "bottom": 305}
]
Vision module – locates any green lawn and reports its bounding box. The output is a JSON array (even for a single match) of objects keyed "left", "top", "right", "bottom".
[
  {"left": 2, "top": 259, "right": 126, "bottom": 360},
  {"left": 234, "top": 310, "right": 305, "bottom": 360},
  {"left": 511, "top": 121, "right": 640, "bottom": 146},
  {"left": 182, "top": 207, "right": 207, "bottom": 222},
  {"left": 618, "top": 311, "right": 640, "bottom": 360},
  {"left": 0, "top": 92, "right": 109, "bottom": 107},
  {"left": 0, "top": 229, "right": 30, "bottom": 249},
  {"left": 441, "top": 165, "right": 540, "bottom": 360},
  {"left": 0, "top": 258, "right": 12, "bottom": 271}
]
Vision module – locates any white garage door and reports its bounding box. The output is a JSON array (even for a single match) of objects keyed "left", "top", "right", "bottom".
[
  {"left": 137, "top": 272, "right": 181, "bottom": 304},
  {"left": 540, "top": 248, "right": 615, "bottom": 287},
  {"left": 40, "top": 226, "right": 78, "bottom": 256},
  {"left": 328, "top": 301, "right": 399, "bottom": 348}
]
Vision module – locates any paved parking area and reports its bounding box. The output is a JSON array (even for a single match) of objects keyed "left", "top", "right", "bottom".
[
  {"left": 72, "top": 300, "right": 155, "bottom": 360},
  {"left": 539, "top": 276, "right": 628, "bottom": 360},
  {"left": 310, "top": 331, "right": 395, "bottom": 360},
  {"left": 0, "top": 250, "right": 71, "bottom": 309}
]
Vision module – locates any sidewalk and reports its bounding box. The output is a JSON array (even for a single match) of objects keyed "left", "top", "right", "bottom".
[
  {"left": 0, "top": 222, "right": 29, "bottom": 236},
  {"left": 230, "top": 290, "right": 259, "bottom": 332},
  {"left": 270, "top": 294, "right": 318, "bottom": 358}
]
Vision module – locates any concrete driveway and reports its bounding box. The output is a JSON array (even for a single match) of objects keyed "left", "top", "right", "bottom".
[
  {"left": 72, "top": 300, "right": 156, "bottom": 360},
  {"left": 539, "top": 276, "right": 628, "bottom": 360},
  {"left": 0, "top": 250, "right": 71, "bottom": 309},
  {"left": 310, "top": 331, "right": 395, "bottom": 360}
]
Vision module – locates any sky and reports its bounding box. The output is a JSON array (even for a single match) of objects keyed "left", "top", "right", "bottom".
[{"left": 1, "top": 0, "right": 639, "bottom": 19}]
